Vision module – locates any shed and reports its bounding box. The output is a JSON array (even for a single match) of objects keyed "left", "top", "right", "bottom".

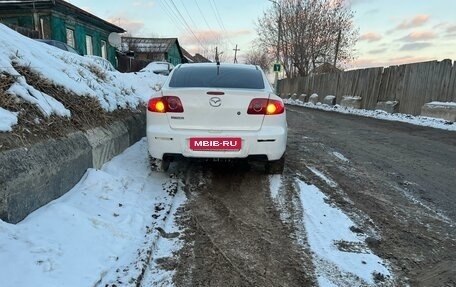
[
  {"left": 312, "top": 62, "right": 342, "bottom": 74},
  {"left": 121, "top": 37, "right": 185, "bottom": 66},
  {"left": 180, "top": 47, "right": 195, "bottom": 63}
]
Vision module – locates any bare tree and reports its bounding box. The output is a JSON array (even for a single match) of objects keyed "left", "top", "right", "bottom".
[
  {"left": 244, "top": 48, "right": 271, "bottom": 71},
  {"left": 256, "top": 0, "right": 358, "bottom": 77}
]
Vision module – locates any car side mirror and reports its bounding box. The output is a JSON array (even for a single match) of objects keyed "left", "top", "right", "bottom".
[{"left": 153, "top": 84, "right": 162, "bottom": 91}]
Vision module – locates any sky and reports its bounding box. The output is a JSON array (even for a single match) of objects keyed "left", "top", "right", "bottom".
[
  {"left": 0, "top": 22, "right": 453, "bottom": 286},
  {"left": 64, "top": 0, "right": 456, "bottom": 69}
]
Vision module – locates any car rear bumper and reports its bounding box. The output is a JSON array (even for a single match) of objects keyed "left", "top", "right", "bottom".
[{"left": 147, "top": 125, "right": 287, "bottom": 161}]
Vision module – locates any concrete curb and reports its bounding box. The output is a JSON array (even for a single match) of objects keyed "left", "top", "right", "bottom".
[
  {"left": 340, "top": 96, "right": 362, "bottom": 109},
  {"left": 0, "top": 112, "right": 146, "bottom": 223},
  {"left": 85, "top": 121, "right": 130, "bottom": 169},
  {"left": 376, "top": 101, "right": 399, "bottom": 114},
  {"left": 421, "top": 102, "right": 456, "bottom": 122}
]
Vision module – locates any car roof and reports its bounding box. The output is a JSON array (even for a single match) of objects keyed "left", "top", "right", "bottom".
[
  {"left": 36, "top": 39, "right": 55, "bottom": 44},
  {"left": 177, "top": 63, "right": 259, "bottom": 70},
  {"left": 36, "top": 39, "right": 68, "bottom": 44}
]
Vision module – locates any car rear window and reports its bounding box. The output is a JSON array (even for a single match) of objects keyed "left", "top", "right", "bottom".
[{"left": 168, "top": 65, "right": 265, "bottom": 89}]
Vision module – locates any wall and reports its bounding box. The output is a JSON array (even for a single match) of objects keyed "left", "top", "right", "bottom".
[
  {"left": 0, "top": 112, "right": 146, "bottom": 224},
  {"left": 167, "top": 43, "right": 183, "bottom": 66},
  {"left": 278, "top": 59, "right": 456, "bottom": 115}
]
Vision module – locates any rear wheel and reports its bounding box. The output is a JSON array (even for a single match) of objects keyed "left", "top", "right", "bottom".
[
  {"left": 265, "top": 154, "right": 285, "bottom": 174},
  {"left": 149, "top": 156, "right": 170, "bottom": 172}
]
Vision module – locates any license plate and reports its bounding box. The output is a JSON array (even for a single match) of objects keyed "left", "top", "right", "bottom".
[{"left": 190, "top": 137, "right": 242, "bottom": 151}]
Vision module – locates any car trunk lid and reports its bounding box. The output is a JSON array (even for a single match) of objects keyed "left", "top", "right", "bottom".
[{"left": 164, "top": 88, "right": 268, "bottom": 131}]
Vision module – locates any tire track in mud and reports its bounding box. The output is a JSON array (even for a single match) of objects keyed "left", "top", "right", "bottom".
[
  {"left": 101, "top": 170, "right": 185, "bottom": 287},
  {"left": 173, "top": 162, "right": 316, "bottom": 286}
]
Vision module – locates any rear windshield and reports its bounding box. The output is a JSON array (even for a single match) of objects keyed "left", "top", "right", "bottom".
[{"left": 168, "top": 65, "right": 265, "bottom": 89}]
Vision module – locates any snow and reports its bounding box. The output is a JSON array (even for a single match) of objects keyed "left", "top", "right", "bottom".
[
  {"left": 308, "top": 166, "right": 338, "bottom": 188},
  {"left": 331, "top": 151, "right": 350, "bottom": 163},
  {"left": 0, "top": 24, "right": 181, "bottom": 286},
  {"left": 0, "top": 107, "right": 17, "bottom": 132},
  {"left": 0, "top": 23, "right": 166, "bottom": 132},
  {"left": 269, "top": 177, "right": 393, "bottom": 286},
  {"left": 296, "top": 179, "right": 390, "bottom": 285},
  {"left": 140, "top": 61, "right": 174, "bottom": 73},
  {"left": 285, "top": 98, "right": 456, "bottom": 131},
  {"left": 0, "top": 139, "right": 186, "bottom": 287},
  {"left": 427, "top": 101, "right": 456, "bottom": 107},
  {"left": 342, "top": 95, "right": 362, "bottom": 100}
]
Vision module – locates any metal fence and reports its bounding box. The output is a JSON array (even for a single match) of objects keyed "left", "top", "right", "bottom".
[{"left": 277, "top": 59, "right": 456, "bottom": 115}]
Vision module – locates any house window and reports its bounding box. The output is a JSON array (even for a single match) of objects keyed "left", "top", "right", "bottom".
[
  {"left": 66, "top": 28, "right": 75, "bottom": 47},
  {"left": 101, "top": 40, "right": 107, "bottom": 59},
  {"left": 86, "top": 35, "right": 93, "bottom": 55}
]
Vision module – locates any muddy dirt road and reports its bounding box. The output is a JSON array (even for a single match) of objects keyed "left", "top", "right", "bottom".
[
  {"left": 166, "top": 105, "right": 456, "bottom": 287},
  {"left": 284, "top": 106, "right": 456, "bottom": 286}
]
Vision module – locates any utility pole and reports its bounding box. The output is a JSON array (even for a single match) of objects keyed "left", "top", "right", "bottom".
[
  {"left": 233, "top": 44, "right": 240, "bottom": 63},
  {"left": 333, "top": 29, "right": 341, "bottom": 67},
  {"left": 268, "top": 0, "right": 281, "bottom": 92}
]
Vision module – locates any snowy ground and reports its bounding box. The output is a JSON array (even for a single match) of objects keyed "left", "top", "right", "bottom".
[
  {"left": 0, "top": 138, "right": 395, "bottom": 287},
  {"left": 0, "top": 139, "right": 186, "bottom": 287},
  {"left": 269, "top": 174, "right": 393, "bottom": 287}
]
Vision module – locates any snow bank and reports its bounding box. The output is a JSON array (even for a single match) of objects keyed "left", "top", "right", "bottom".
[
  {"left": 285, "top": 98, "right": 456, "bottom": 131},
  {"left": 0, "top": 23, "right": 166, "bottom": 132}
]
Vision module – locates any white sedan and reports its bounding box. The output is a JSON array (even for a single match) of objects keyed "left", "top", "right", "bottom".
[{"left": 146, "top": 63, "right": 287, "bottom": 173}]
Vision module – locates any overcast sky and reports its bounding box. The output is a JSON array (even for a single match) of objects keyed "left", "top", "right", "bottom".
[{"left": 66, "top": 0, "right": 456, "bottom": 69}]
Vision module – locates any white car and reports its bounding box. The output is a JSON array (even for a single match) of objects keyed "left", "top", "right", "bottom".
[
  {"left": 146, "top": 63, "right": 287, "bottom": 173},
  {"left": 140, "top": 61, "right": 174, "bottom": 75}
]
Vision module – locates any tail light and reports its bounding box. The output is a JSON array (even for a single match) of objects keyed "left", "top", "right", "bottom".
[
  {"left": 148, "top": 96, "right": 184, "bottom": 113},
  {"left": 247, "top": 98, "right": 285, "bottom": 115}
]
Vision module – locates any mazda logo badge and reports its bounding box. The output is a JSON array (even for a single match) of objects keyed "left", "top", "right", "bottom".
[{"left": 209, "top": 97, "right": 222, "bottom": 107}]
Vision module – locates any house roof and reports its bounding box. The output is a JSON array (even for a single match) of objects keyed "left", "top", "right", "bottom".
[
  {"left": 0, "top": 0, "right": 125, "bottom": 33},
  {"left": 313, "top": 62, "right": 342, "bottom": 74},
  {"left": 180, "top": 47, "right": 194, "bottom": 63},
  {"left": 121, "top": 37, "right": 178, "bottom": 53},
  {"left": 193, "top": 53, "right": 211, "bottom": 63}
]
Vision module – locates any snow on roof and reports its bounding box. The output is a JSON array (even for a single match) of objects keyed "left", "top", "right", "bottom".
[{"left": 121, "top": 37, "right": 177, "bottom": 53}]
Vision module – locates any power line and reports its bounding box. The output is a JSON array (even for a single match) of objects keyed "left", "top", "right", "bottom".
[
  {"left": 209, "top": 0, "right": 234, "bottom": 46},
  {"left": 157, "top": 0, "right": 205, "bottom": 51},
  {"left": 208, "top": 0, "right": 234, "bottom": 46},
  {"left": 179, "top": 0, "right": 198, "bottom": 28},
  {"left": 168, "top": 0, "right": 205, "bottom": 49},
  {"left": 158, "top": 0, "right": 186, "bottom": 32},
  {"left": 194, "top": 0, "right": 214, "bottom": 32},
  {"left": 210, "top": 0, "right": 227, "bottom": 32}
]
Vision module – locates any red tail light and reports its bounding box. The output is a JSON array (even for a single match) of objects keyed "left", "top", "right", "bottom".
[
  {"left": 247, "top": 98, "right": 285, "bottom": 115},
  {"left": 148, "top": 96, "right": 184, "bottom": 113}
]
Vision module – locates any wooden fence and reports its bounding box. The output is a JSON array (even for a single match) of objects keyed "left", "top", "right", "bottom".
[{"left": 277, "top": 59, "right": 456, "bottom": 115}]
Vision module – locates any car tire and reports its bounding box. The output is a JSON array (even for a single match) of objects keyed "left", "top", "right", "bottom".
[
  {"left": 265, "top": 154, "right": 285, "bottom": 174},
  {"left": 149, "top": 156, "right": 170, "bottom": 172}
]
